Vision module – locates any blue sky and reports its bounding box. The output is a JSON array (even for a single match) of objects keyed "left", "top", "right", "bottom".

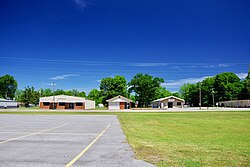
[{"left": 0, "top": 0, "right": 249, "bottom": 93}]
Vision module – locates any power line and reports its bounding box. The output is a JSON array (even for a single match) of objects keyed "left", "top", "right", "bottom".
[{"left": 1, "top": 56, "right": 249, "bottom": 65}]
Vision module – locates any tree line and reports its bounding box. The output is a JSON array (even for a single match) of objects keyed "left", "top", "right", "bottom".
[
  {"left": 0, "top": 70, "right": 249, "bottom": 107},
  {"left": 180, "top": 71, "right": 250, "bottom": 107}
]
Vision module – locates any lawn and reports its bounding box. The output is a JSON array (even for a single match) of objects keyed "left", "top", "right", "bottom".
[{"left": 118, "top": 112, "right": 250, "bottom": 167}]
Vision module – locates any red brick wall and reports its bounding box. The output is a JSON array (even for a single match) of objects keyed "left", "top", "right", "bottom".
[
  {"left": 40, "top": 102, "right": 50, "bottom": 109},
  {"left": 74, "top": 102, "right": 85, "bottom": 110},
  {"left": 57, "top": 105, "right": 65, "bottom": 110},
  {"left": 40, "top": 102, "right": 86, "bottom": 110}
]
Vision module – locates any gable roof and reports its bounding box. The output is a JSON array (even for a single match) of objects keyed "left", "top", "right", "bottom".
[
  {"left": 0, "top": 98, "right": 16, "bottom": 102},
  {"left": 106, "top": 95, "right": 132, "bottom": 103},
  {"left": 152, "top": 96, "right": 185, "bottom": 102}
]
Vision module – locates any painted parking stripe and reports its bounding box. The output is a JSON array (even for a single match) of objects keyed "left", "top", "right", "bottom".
[
  {"left": 65, "top": 124, "right": 111, "bottom": 167},
  {"left": 0, "top": 131, "right": 99, "bottom": 136},
  {"left": 0, "top": 123, "right": 28, "bottom": 129},
  {"left": 0, "top": 123, "right": 69, "bottom": 144}
]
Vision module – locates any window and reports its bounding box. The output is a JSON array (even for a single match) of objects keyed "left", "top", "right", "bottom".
[
  {"left": 76, "top": 102, "right": 83, "bottom": 106},
  {"left": 43, "top": 102, "right": 50, "bottom": 106},
  {"left": 59, "top": 102, "right": 65, "bottom": 106},
  {"left": 177, "top": 102, "right": 181, "bottom": 106}
]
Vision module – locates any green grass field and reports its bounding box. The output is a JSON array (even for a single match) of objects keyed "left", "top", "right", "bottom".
[
  {"left": 0, "top": 111, "right": 249, "bottom": 166},
  {"left": 118, "top": 112, "right": 250, "bottom": 167}
]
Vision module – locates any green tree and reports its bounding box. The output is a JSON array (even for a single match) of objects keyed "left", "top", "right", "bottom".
[
  {"left": 100, "top": 75, "right": 128, "bottom": 104},
  {"left": 129, "top": 73, "right": 164, "bottom": 107},
  {"left": 15, "top": 89, "right": 23, "bottom": 102},
  {"left": 171, "top": 92, "right": 181, "bottom": 98},
  {"left": 87, "top": 89, "right": 102, "bottom": 105},
  {"left": 54, "top": 89, "right": 66, "bottom": 95},
  {"left": 129, "top": 95, "right": 136, "bottom": 103},
  {"left": 179, "top": 83, "right": 199, "bottom": 106},
  {"left": 42, "top": 88, "right": 53, "bottom": 97},
  {"left": 0, "top": 74, "right": 18, "bottom": 99},
  {"left": 239, "top": 69, "right": 250, "bottom": 99},
  {"left": 77, "top": 91, "right": 86, "bottom": 98},
  {"left": 214, "top": 72, "right": 243, "bottom": 101},
  {"left": 201, "top": 77, "right": 215, "bottom": 106},
  {"left": 21, "top": 86, "right": 40, "bottom": 107},
  {"left": 156, "top": 87, "right": 172, "bottom": 99}
]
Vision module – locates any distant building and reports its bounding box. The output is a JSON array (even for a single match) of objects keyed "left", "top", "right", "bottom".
[
  {"left": 0, "top": 98, "right": 17, "bottom": 109},
  {"left": 39, "top": 95, "right": 95, "bottom": 110},
  {"left": 107, "top": 95, "right": 132, "bottom": 110},
  {"left": 218, "top": 100, "right": 250, "bottom": 108},
  {"left": 152, "top": 96, "right": 185, "bottom": 109}
]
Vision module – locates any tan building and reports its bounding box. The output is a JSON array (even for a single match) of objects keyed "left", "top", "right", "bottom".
[
  {"left": 39, "top": 95, "right": 95, "bottom": 110},
  {"left": 107, "top": 95, "right": 132, "bottom": 110},
  {"left": 218, "top": 100, "right": 250, "bottom": 108},
  {"left": 152, "top": 96, "right": 185, "bottom": 109}
]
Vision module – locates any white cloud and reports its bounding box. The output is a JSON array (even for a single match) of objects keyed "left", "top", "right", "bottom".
[
  {"left": 46, "top": 83, "right": 56, "bottom": 86},
  {"left": 73, "top": 0, "right": 88, "bottom": 9},
  {"left": 50, "top": 74, "right": 79, "bottom": 80},
  {"left": 162, "top": 76, "right": 212, "bottom": 88},
  {"left": 170, "top": 66, "right": 183, "bottom": 71},
  {"left": 218, "top": 64, "right": 230, "bottom": 67},
  {"left": 133, "top": 63, "right": 167, "bottom": 67},
  {"left": 190, "top": 64, "right": 231, "bottom": 68},
  {"left": 236, "top": 73, "right": 247, "bottom": 79}
]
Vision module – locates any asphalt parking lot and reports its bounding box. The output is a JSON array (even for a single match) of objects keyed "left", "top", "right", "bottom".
[{"left": 0, "top": 115, "right": 155, "bottom": 167}]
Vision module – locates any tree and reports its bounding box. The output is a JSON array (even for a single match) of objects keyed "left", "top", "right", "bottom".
[
  {"left": 201, "top": 77, "right": 215, "bottom": 106},
  {"left": 100, "top": 75, "right": 128, "bottom": 104},
  {"left": 129, "top": 73, "right": 164, "bottom": 107},
  {"left": 129, "top": 95, "right": 136, "bottom": 103},
  {"left": 171, "top": 92, "right": 181, "bottom": 98},
  {"left": 21, "top": 86, "right": 40, "bottom": 107},
  {"left": 77, "top": 91, "right": 86, "bottom": 98},
  {"left": 54, "top": 89, "right": 66, "bottom": 95},
  {"left": 156, "top": 87, "right": 171, "bottom": 99},
  {"left": 15, "top": 89, "right": 23, "bottom": 102},
  {"left": 179, "top": 83, "right": 199, "bottom": 106},
  {"left": 0, "top": 74, "right": 18, "bottom": 99},
  {"left": 87, "top": 89, "right": 102, "bottom": 106},
  {"left": 239, "top": 69, "right": 250, "bottom": 99},
  {"left": 214, "top": 72, "right": 243, "bottom": 101},
  {"left": 41, "top": 88, "right": 53, "bottom": 97}
]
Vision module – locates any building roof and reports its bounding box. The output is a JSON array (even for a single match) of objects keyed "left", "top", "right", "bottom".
[
  {"left": 39, "top": 95, "right": 94, "bottom": 103},
  {"left": 152, "top": 96, "right": 185, "bottom": 102},
  {"left": 106, "top": 95, "right": 132, "bottom": 103},
  {"left": 0, "top": 98, "right": 16, "bottom": 102}
]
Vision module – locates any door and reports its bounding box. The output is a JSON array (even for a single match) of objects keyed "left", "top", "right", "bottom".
[
  {"left": 109, "top": 102, "right": 120, "bottom": 110},
  {"left": 120, "top": 102, "right": 125, "bottom": 109},
  {"left": 168, "top": 102, "right": 173, "bottom": 108},
  {"left": 68, "top": 103, "right": 75, "bottom": 109}
]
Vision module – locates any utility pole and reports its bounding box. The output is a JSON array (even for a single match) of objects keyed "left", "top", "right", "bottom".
[
  {"left": 52, "top": 82, "right": 55, "bottom": 110},
  {"left": 212, "top": 88, "right": 215, "bottom": 107},
  {"left": 199, "top": 82, "right": 202, "bottom": 110}
]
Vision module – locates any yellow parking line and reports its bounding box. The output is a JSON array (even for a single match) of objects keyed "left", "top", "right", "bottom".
[
  {"left": 0, "top": 123, "right": 69, "bottom": 144},
  {"left": 65, "top": 124, "right": 111, "bottom": 167}
]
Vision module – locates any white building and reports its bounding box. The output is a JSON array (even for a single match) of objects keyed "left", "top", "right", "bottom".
[
  {"left": 39, "top": 95, "right": 95, "bottom": 110},
  {"left": 106, "top": 95, "right": 132, "bottom": 110},
  {"left": 152, "top": 96, "right": 185, "bottom": 109},
  {"left": 218, "top": 100, "right": 250, "bottom": 108},
  {"left": 0, "top": 98, "right": 17, "bottom": 109}
]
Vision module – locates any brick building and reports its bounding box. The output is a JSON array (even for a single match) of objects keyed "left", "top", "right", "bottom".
[{"left": 39, "top": 95, "right": 95, "bottom": 110}]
